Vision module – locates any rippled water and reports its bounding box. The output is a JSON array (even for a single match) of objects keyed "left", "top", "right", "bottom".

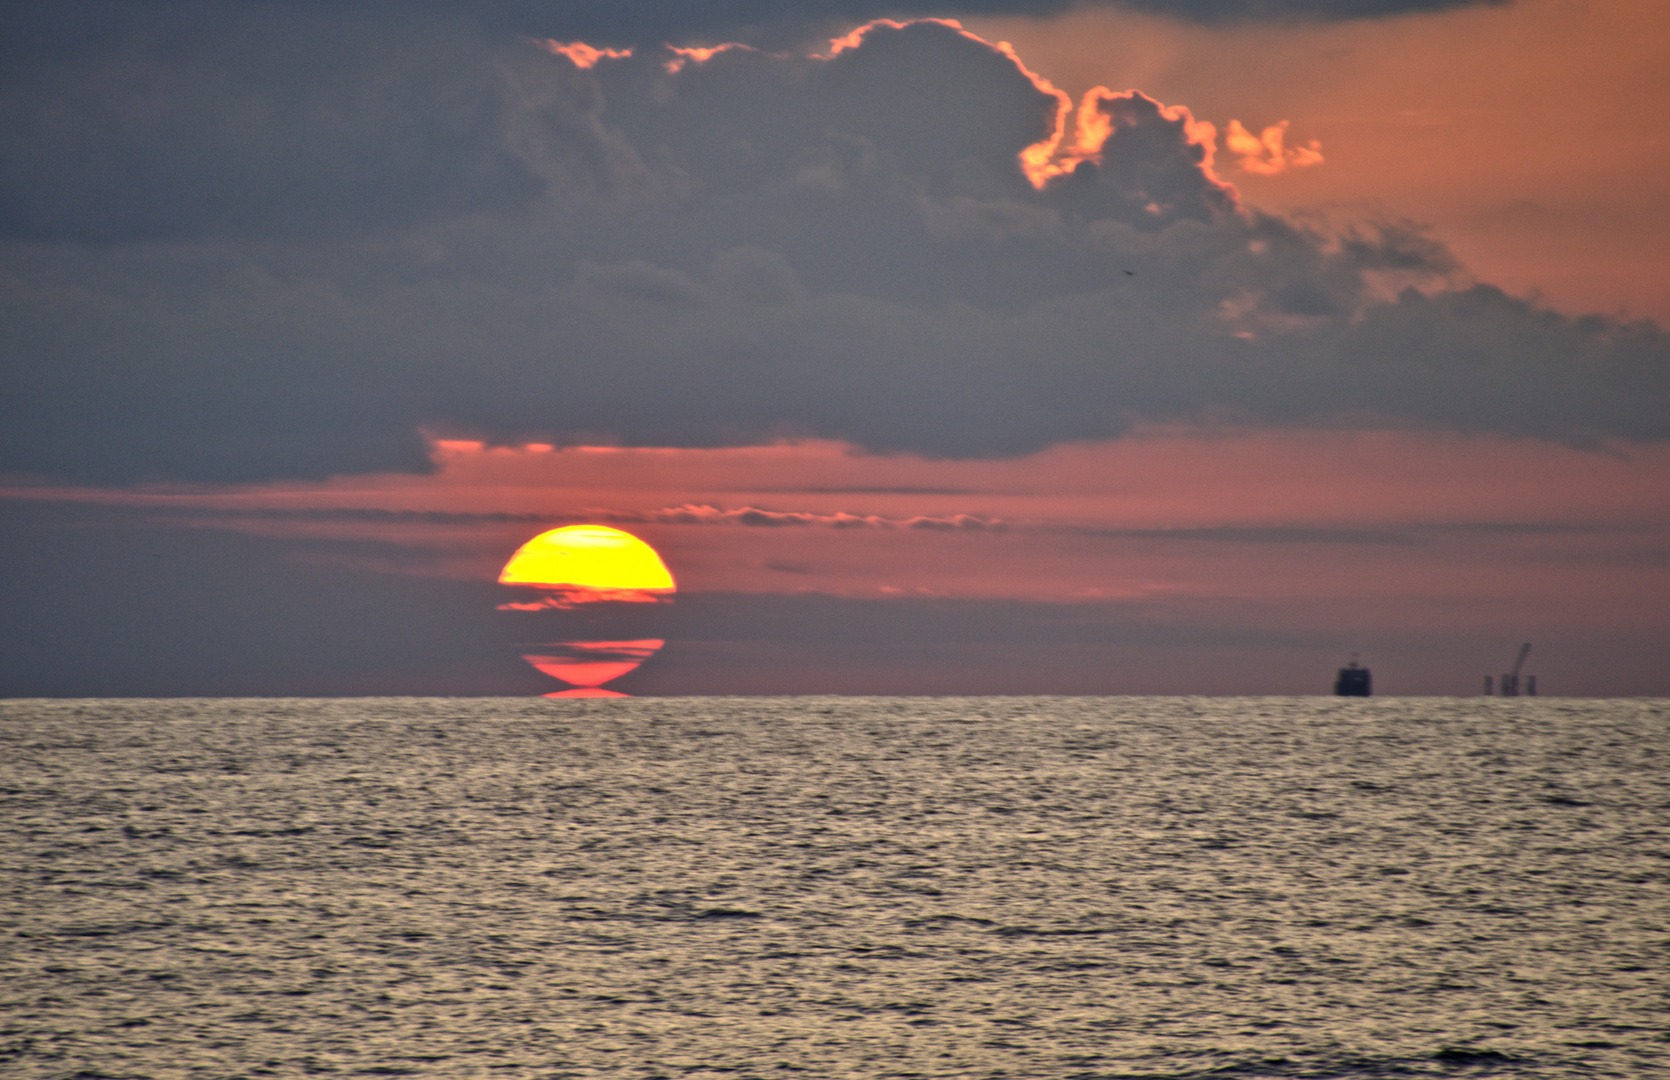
[{"left": 2, "top": 697, "right": 1666, "bottom": 1079}]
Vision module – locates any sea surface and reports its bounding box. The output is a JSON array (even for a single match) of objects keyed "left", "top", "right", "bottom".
[{"left": 2, "top": 697, "right": 1666, "bottom": 1079}]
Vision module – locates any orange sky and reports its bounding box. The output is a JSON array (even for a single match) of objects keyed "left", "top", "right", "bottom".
[
  {"left": 967, "top": 0, "right": 1670, "bottom": 324},
  {"left": 10, "top": 427, "right": 1667, "bottom": 694}
]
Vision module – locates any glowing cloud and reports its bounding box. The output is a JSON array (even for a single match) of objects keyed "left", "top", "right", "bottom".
[
  {"left": 496, "top": 586, "right": 670, "bottom": 611},
  {"left": 534, "top": 39, "right": 633, "bottom": 69},
  {"left": 609, "top": 504, "right": 1005, "bottom": 530},
  {"left": 818, "top": 19, "right": 1083, "bottom": 190},
  {"left": 1225, "top": 119, "right": 1324, "bottom": 175},
  {"left": 830, "top": 19, "right": 1315, "bottom": 190},
  {"left": 663, "top": 43, "right": 756, "bottom": 74},
  {"left": 816, "top": 21, "right": 1223, "bottom": 193},
  {"left": 1025, "top": 86, "right": 1224, "bottom": 190},
  {"left": 824, "top": 17, "right": 977, "bottom": 57},
  {"left": 527, "top": 19, "right": 1260, "bottom": 203}
]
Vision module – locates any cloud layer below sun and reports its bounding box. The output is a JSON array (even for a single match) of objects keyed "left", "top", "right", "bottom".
[{"left": 1, "top": 4, "right": 1665, "bottom": 486}]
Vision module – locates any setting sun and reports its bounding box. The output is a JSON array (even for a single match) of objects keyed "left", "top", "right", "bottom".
[
  {"left": 499, "top": 525, "right": 676, "bottom": 593},
  {"left": 497, "top": 525, "right": 675, "bottom": 696}
]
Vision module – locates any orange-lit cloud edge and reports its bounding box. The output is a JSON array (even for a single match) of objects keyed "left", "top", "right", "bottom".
[
  {"left": 531, "top": 39, "right": 633, "bottom": 69},
  {"left": 536, "top": 18, "right": 1321, "bottom": 189}
]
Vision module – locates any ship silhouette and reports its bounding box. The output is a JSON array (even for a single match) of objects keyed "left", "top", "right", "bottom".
[{"left": 1334, "top": 654, "right": 1372, "bottom": 697}]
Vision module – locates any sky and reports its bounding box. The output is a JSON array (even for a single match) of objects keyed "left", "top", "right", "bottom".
[{"left": 2, "top": 0, "right": 1666, "bottom": 697}]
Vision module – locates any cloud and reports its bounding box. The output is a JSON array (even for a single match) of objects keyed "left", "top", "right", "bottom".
[
  {"left": 0, "top": 3, "right": 1514, "bottom": 66},
  {"left": 534, "top": 40, "right": 634, "bottom": 69},
  {"left": 1224, "top": 119, "right": 1324, "bottom": 175},
  {"left": 1, "top": 8, "right": 1664, "bottom": 485},
  {"left": 496, "top": 586, "right": 672, "bottom": 610},
  {"left": 0, "top": 14, "right": 591, "bottom": 243},
  {"left": 608, "top": 504, "right": 1006, "bottom": 530}
]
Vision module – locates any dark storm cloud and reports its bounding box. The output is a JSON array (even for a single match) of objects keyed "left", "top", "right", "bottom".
[
  {"left": 3, "top": 8, "right": 1662, "bottom": 485},
  {"left": 0, "top": 7, "right": 620, "bottom": 242}
]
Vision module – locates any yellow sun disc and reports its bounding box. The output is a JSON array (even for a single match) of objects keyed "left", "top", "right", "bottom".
[{"left": 498, "top": 525, "right": 676, "bottom": 592}]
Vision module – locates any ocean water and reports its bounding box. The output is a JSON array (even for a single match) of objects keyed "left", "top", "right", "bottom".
[{"left": 2, "top": 696, "right": 1666, "bottom": 1080}]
